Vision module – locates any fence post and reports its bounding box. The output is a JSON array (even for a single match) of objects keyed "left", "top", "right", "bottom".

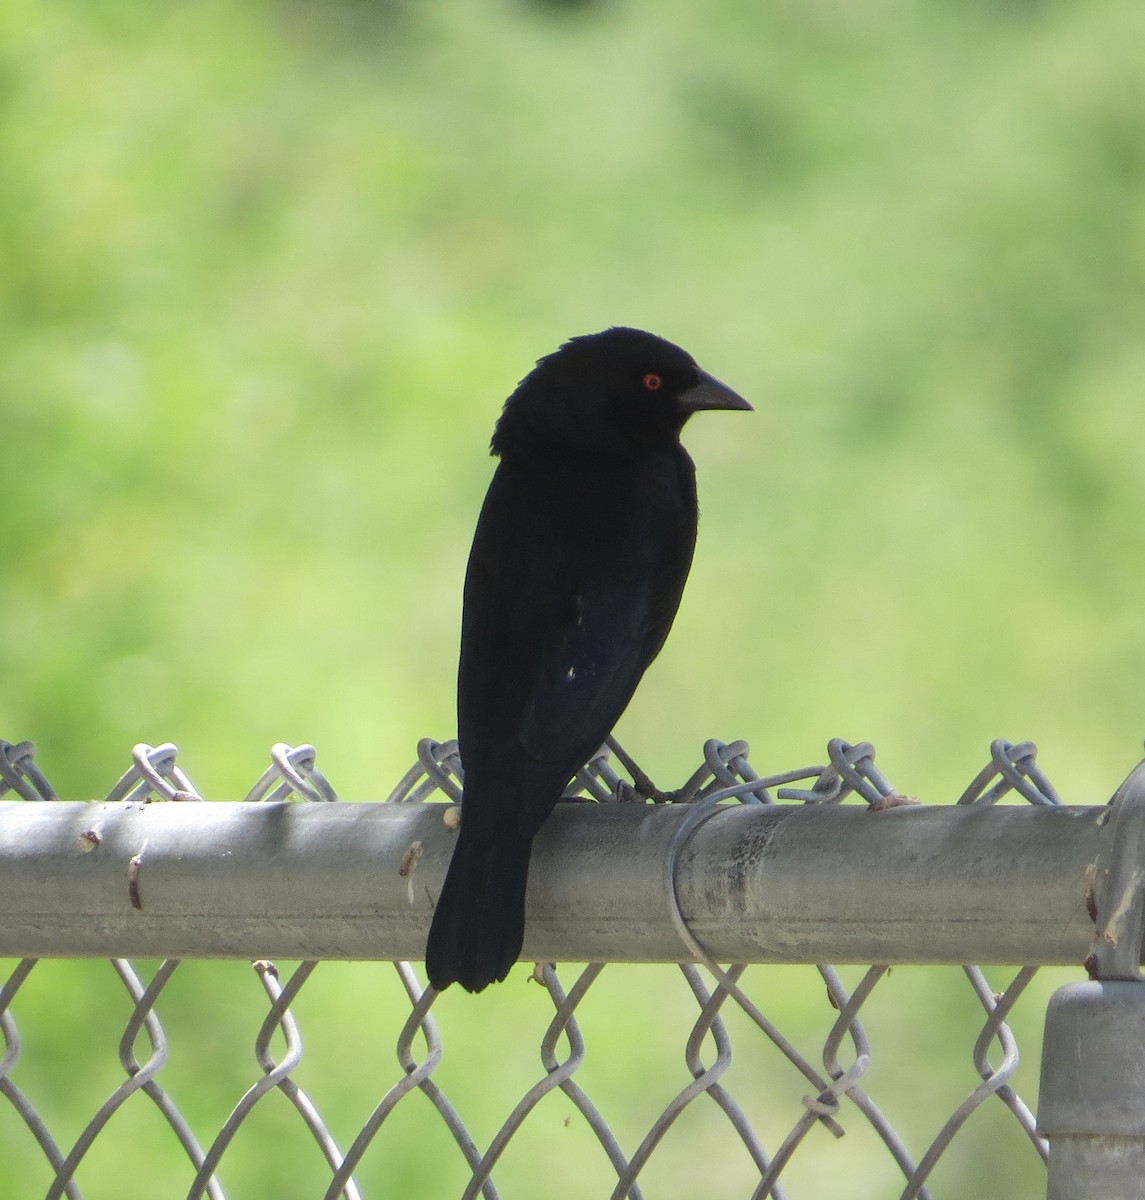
[
  {"left": 1039, "top": 760, "right": 1145, "bottom": 1200},
  {"left": 1040, "top": 981, "right": 1145, "bottom": 1199}
]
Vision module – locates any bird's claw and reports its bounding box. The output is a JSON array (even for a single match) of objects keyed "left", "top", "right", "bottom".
[
  {"left": 866, "top": 793, "right": 920, "bottom": 812},
  {"left": 614, "top": 779, "right": 684, "bottom": 804}
]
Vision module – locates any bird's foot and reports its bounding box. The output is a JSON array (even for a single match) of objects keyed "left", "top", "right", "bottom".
[
  {"left": 615, "top": 778, "right": 683, "bottom": 804},
  {"left": 866, "top": 793, "right": 920, "bottom": 812}
]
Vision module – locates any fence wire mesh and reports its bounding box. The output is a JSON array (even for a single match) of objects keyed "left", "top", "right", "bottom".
[{"left": 0, "top": 734, "right": 1092, "bottom": 1199}]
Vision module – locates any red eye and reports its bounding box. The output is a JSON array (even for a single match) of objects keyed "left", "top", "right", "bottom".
[{"left": 642, "top": 373, "right": 663, "bottom": 391}]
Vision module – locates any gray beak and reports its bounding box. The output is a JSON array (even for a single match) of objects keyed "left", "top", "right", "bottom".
[{"left": 678, "top": 369, "right": 753, "bottom": 414}]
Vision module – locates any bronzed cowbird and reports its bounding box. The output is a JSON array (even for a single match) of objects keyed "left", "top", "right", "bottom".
[{"left": 425, "top": 327, "right": 750, "bottom": 993}]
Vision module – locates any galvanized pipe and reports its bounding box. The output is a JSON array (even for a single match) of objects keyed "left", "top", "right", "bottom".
[
  {"left": 1039, "top": 981, "right": 1145, "bottom": 1200},
  {"left": 0, "top": 799, "right": 1104, "bottom": 964},
  {"left": 1038, "top": 761, "right": 1145, "bottom": 1200}
]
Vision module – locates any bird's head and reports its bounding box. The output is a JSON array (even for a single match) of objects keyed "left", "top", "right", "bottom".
[{"left": 491, "top": 327, "right": 751, "bottom": 458}]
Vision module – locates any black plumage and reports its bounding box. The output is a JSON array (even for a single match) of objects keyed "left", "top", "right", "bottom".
[{"left": 425, "top": 327, "right": 750, "bottom": 992}]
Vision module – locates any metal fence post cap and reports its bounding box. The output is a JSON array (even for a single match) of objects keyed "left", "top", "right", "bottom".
[{"left": 1038, "top": 980, "right": 1145, "bottom": 1137}]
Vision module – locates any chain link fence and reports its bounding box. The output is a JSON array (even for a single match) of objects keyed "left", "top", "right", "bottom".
[{"left": 1, "top": 734, "right": 1140, "bottom": 1199}]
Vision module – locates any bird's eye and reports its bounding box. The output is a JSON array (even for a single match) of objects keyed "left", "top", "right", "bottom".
[{"left": 642, "top": 373, "right": 663, "bottom": 392}]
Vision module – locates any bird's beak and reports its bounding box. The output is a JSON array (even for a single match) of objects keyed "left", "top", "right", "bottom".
[{"left": 678, "top": 370, "right": 753, "bottom": 414}]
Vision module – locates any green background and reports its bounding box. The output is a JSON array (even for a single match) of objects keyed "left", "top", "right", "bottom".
[{"left": 2, "top": 1, "right": 1143, "bottom": 1196}]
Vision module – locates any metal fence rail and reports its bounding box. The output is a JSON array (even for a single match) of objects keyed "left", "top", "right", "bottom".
[{"left": 1, "top": 735, "right": 1142, "bottom": 1200}]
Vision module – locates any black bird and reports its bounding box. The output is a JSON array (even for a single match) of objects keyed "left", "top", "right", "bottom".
[{"left": 425, "top": 327, "right": 750, "bottom": 992}]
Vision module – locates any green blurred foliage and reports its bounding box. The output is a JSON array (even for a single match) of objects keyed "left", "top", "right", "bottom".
[{"left": 2, "top": 0, "right": 1144, "bottom": 1196}]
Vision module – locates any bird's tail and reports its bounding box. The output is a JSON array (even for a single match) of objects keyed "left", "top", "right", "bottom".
[{"left": 425, "top": 826, "right": 533, "bottom": 993}]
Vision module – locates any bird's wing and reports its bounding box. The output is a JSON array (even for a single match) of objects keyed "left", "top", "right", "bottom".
[{"left": 519, "top": 573, "right": 659, "bottom": 763}]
